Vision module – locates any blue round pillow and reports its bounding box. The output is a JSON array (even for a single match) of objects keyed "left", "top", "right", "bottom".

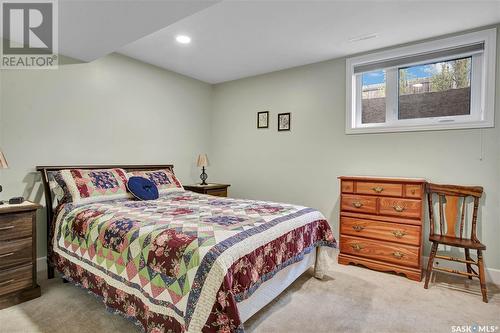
[{"left": 127, "top": 176, "right": 159, "bottom": 201}]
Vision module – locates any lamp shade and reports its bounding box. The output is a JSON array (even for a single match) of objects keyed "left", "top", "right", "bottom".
[
  {"left": 196, "top": 154, "right": 209, "bottom": 167},
  {"left": 0, "top": 150, "right": 8, "bottom": 169}
]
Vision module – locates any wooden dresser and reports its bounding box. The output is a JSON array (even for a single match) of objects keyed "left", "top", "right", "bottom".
[
  {"left": 338, "top": 176, "right": 426, "bottom": 281},
  {"left": 0, "top": 202, "right": 41, "bottom": 309},
  {"left": 184, "top": 184, "right": 230, "bottom": 197}
]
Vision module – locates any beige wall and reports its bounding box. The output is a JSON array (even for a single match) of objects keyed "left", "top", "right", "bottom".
[
  {"left": 210, "top": 26, "right": 500, "bottom": 270},
  {"left": 0, "top": 53, "right": 213, "bottom": 257}
]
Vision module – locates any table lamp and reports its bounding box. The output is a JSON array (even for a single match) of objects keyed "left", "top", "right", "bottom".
[
  {"left": 197, "top": 153, "right": 209, "bottom": 185},
  {"left": 0, "top": 150, "right": 8, "bottom": 204}
]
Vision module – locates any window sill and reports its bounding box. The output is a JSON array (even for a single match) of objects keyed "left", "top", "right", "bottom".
[{"left": 345, "top": 119, "right": 494, "bottom": 134}]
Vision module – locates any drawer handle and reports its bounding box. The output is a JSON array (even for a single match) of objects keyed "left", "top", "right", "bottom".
[
  {"left": 0, "top": 252, "right": 15, "bottom": 258},
  {"left": 0, "top": 279, "right": 14, "bottom": 286},
  {"left": 392, "top": 251, "right": 405, "bottom": 259},
  {"left": 352, "top": 201, "right": 363, "bottom": 208},
  {"left": 350, "top": 243, "right": 364, "bottom": 252},
  {"left": 392, "top": 205, "right": 406, "bottom": 212},
  {"left": 0, "top": 225, "right": 15, "bottom": 231},
  {"left": 352, "top": 224, "right": 365, "bottom": 232},
  {"left": 392, "top": 230, "right": 407, "bottom": 239},
  {"left": 372, "top": 186, "right": 384, "bottom": 193}
]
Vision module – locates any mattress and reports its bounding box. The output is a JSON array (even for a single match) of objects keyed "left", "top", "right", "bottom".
[{"left": 50, "top": 190, "right": 335, "bottom": 332}]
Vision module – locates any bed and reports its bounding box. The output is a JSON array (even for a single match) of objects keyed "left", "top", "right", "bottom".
[{"left": 37, "top": 164, "right": 336, "bottom": 333}]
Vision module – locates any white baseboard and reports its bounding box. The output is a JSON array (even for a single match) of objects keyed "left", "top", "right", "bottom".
[
  {"left": 37, "top": 256, "right": 47, "bottom": 273},
  {"left": 424, "top": 255, "right": 500, "bottom": 286}
]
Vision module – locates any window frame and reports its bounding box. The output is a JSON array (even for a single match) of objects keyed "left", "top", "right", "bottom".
[{"left": 346, "top": 28, "right": 496, "bottom": 134}]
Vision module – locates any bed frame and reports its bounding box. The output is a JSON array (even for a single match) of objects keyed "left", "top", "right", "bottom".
[{"left": 36, "top": 164, "right": 174, "bottom": 279}]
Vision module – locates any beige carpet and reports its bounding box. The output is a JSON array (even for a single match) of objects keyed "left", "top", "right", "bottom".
[{"left": 1, "top": 250, "right": 499, "bottom": 333}]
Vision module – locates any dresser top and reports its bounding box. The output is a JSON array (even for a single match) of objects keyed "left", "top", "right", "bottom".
[
  {"left": 338, "top": 176, "right": 427, "bottom": 183},
  {"left": 184, "top": 183, "right": 230, "bottom": 189},
  {"left": 0, "top": 201, "right": 42, "bottom": 214}
]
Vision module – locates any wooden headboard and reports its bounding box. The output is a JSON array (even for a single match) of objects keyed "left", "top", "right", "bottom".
[{"left": 36, "top": 164, "right": 174, "bottom": 278}]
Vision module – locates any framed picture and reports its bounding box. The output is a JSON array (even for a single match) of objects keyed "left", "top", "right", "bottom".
[
  {"left": 257, "top": 111, "right": 269, "bottom": 128},
  {"left": 278, "top": 113, "right": 291, "bottom": 131}
]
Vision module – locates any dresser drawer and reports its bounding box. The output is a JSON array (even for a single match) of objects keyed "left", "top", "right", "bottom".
[
  {"left": 379, "top": 198, "right": 421, "bottom": 219},
  {"left": 405, "top": 185, "right": 422, "bottom": 198},
  {"left": 341, "top": 195, "right": 377, "bottom": 214},
  {"left": 341, "top": 181, "right": 354, "bottom": 193},
  {"left": 340, "top": 217, "right": 420, "bottom": 246},
  {"left": 340, "top": 236, "right": 419, "bottom": 268},
  {"left": 0, "top": 264, "right": 32, "bottom": 295},
  {"left": 0, "top": 212, "right": 33, "bottom": 241},
  {"left": 0, "top": 238, "right": 32, "bottom": 270},
  {"left": 356, "top": 182, "right": 403, "bottom": 197}
]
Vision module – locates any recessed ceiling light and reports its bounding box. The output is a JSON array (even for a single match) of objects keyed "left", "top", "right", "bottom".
[
  {"left": 175, "top": 35, "right": 191, "bottom": 44},
  {"left": 348, "top": 33, "right": 379, "bottom": 43}
]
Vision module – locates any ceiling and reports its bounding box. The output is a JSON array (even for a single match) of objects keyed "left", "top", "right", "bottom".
[
  {"left": 56, "top": 0, "right": 220, "bottom": 62},
  {"left": 7, "top": 1, "right": 499, "bottom": 83},
  {"left": 118, "top": 0, "right": 500, "bottom": 83}
]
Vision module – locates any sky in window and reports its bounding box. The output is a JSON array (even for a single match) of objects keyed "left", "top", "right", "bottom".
[
  {"left": 362, "top": 66, "right": 436, "bottom": 86},
  {"left": 362, "top": 70, "right": 385, "bottom": 85}
]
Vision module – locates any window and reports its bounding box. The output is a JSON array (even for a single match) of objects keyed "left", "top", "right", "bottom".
[
  {"left": 362, "top": 70, "right": 386, "bottom": 123},
  {"left": 346, "top": 29, "right": 496, "bottom": 134}
]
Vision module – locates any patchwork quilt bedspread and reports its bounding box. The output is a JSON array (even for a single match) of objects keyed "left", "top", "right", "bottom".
[{"left": 51, "top": 190, "right": 336, "bottom": 333}]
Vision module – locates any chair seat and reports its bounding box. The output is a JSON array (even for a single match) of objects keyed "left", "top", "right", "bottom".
[{"left": 429, "top": 234, "right": 486, "bottom": 250}]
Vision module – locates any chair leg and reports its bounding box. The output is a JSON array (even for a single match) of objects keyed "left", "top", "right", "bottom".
[
  {"left": 424, "top": 242, "right": 438, "bottom": 289},
  {"left": 477, "top": 249, "right": 488, "bottom": 303},
  {"left": 465, "top": 248, "right": 472, "bottom": 280}
]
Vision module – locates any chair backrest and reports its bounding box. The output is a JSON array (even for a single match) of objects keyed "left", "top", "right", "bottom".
[{"left": 426, "top": 183, "right": 483, "bottom": 241}]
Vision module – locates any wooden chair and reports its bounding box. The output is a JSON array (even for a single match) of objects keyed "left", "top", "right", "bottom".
[{"left": 424, "top": 183, "right": 487, "bottom": 303}]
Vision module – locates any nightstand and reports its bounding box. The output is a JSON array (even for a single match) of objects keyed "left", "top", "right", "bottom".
[
  {"left": 184, "top": 184, "right": 231, "bottom": 197},
  {"left": 0, "top": 201, "right": 41, "bottom": 309}
]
